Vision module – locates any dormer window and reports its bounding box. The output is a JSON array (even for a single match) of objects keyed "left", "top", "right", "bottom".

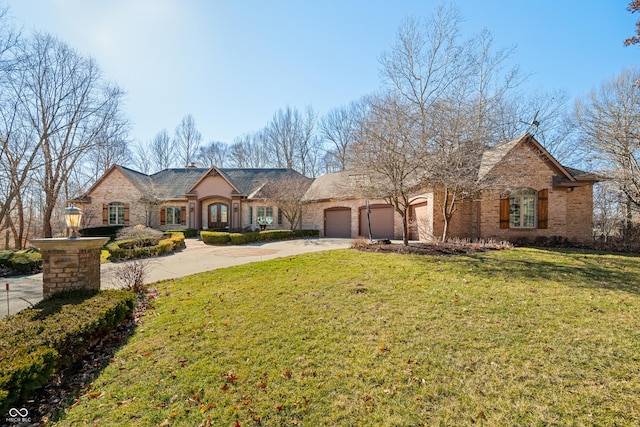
[{"left": 348, "top": 174, "right": 370, "bottom": 188}]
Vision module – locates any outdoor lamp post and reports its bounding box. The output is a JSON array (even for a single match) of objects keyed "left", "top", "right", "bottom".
[{"left": 64, "top": 205, "right": 83, "bottom": 239}]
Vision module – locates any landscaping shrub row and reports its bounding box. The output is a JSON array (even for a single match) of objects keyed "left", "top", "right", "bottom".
[
  {"left": 166, "top": 228, "right": 198, "bottom": 238},
  {"left": 106, "top": 231, "right": 185, "bottom": 260},
  {"left": 79, "top": 225, "right": 125, "bottom": 240},
  {"left": 0, "top": 249, "right": 42, "bottom": 274},
  {"left": 201, "top": 229, "right": 319, "bottom": 245},
  {"left": 0, "top": 289, "right": 137, "bottom": 413}
]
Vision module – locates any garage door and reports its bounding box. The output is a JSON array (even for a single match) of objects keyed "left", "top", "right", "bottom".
[
  {"left": 360, "top": 205, "right": 394, "bottom": 239},
  {"left": 324, "top": 208, "right": 352, "bottom": 238}
]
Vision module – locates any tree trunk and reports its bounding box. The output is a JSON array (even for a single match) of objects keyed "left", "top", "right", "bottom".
[
  {"left": 7, "top": 216, "right": 20, "bottom": 250},
  {"left": 441, "top": 215, "right": 449, "bottom": 242},
  {"left": 15, "top": 194, "right": 25, "bottom": 250},
  {"left": 42, "top": 202, "right": 55, "bottom": 238},
  {"left": 402, "top": 210, "right": 409, "bottom": 246}
]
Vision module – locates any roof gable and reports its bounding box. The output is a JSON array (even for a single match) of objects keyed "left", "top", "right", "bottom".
[
  {"left": 84, "top": 165, "right": 311, "bottom": 201},
  {"left": 219, "top": 168, "right": 308, "bottom": 197},
  {"left": 79, "top": 165, "right": 150, "bottom": 200},
  {"left": 478, "top": 133, "right": 577, "bottom": 183},
  {"left": 148, "top": 167, "right": 210, "bottom": 199},
  {"left": 302, "top": 170, "right": 370, "bottom": 201}
]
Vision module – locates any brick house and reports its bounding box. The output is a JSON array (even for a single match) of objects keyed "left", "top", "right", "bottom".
[
  {"left": 410, "top": 134, "right": 600, "bottom": 243},
  {"left": 75, "top": 134, "right": 599, "bottom": 243},
  {"left": 75, "top": 166, "right": 311, "bottom": 232}
]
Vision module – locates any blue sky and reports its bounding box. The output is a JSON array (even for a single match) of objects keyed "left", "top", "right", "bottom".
[{"left": 6, "top": 0, "right": 638, "bottom": 145}]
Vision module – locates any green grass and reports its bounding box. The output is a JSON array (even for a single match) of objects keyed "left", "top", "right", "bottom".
[{"left": 54, "top": 248, "right": 640, "bottom": 426}]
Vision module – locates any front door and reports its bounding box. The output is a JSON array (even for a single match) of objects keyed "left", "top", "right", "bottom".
[{"left": 208, "top": 202, "right": 229, "bottom": 230}]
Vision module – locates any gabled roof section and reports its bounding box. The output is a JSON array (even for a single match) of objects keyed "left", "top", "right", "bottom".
[
  {"left": 150, "top": 167, "right": 210, "bottom": 199},
  {"left": 478, "top": 133, "right": 578, "bottom": 183},
  {"left": 78, "top": 165, "right": 151, "bottom": 200},
  {"left": 302, "top": 170, "right": 373, "bottom": 201},
  {"left": 85, "top": 165, "right": 312, "bottom": 202},
  {"left": 185, "top": 166, "right": 240, "bottom": 196},
  {"left": 118, "top": 165, "right": 154, "bottom": 192},
  {"left": 220, "top": 168, "right": 307, "bottom": 198}
]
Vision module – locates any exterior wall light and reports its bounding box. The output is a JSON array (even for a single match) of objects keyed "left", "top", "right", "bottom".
[{"left": 64, "top": 205, "right": 83, "bottom": 239}]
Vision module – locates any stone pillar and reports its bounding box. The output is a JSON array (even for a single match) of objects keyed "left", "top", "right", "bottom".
[{"left": 30, "top": 237, "right": 108, "bottom": 299}]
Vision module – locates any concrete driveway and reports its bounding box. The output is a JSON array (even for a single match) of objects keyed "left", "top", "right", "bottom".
[{"left": 1, "top": 238, "right": 352, "bottom": 319}]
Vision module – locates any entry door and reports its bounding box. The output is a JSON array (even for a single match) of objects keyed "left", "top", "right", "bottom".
[{"left": 208, "top": 203, "right": 229, "bottom": 229}]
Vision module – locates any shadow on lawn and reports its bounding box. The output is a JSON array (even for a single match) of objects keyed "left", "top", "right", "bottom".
[{"left": 468, "top": 247, "right": 640, "bottom": 295}]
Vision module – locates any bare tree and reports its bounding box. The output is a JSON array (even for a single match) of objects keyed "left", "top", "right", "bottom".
[
  {"left": 320, "top": 97, "right": 370, "bottom": 172},
  {"left": 15, "top": 32, "right": 127, "bottom": 237},
  {"left": 494, "top": 89, "right": 577, "bottom": 163},
  {"left": 174, "top": 114, "right": 202, "bottom": 167},
  {"left": 265, "top": 105, "right": 320, "bottom": 176},
  {"left": 259, "top": 174, "right": 313, "bottom": 230},
  {"left": 0, "top": 97, "right": 40, "bottom": 239},
  {"left": 349, "top": 93, "right": 424, "bottom": 245},
  {"left": 592, "top": 182, "right": 624, "bottom": 242},
  {"left": 228, "top": 131, "right": 272, "bottom": 168},
  {"left": 575, "top": 67, "right": 640, "bottom": 229},
  {"left": 138, "top": 180, "right": 164, "bottom": 227},
  {"left": 0, "top": 5, "right": 24, "bottom": 239},
  {"left": 626, "top": 0, "right": 640, "bottom": 46},
  {"left": 149, "top": 129, "right": 174, "bottom": 172},
  {"left": 84, "top": 135, "right": 131, "bottom": 183},
  {"left": 375, "top": 5, "right": 530, "bottom": 241},
  {"left": 197, "top": 140, "right": 228, "bottom": 168},
  {"left": 131, "top": 141, "right": 152, "bottom": 174},
  {"left": 379, "top": 7, "right": 469, "bottom": 141}
]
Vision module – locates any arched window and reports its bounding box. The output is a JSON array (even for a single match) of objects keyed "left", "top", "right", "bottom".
[{"left": 509, "top": 189, "right": 536, "bottom": 228}]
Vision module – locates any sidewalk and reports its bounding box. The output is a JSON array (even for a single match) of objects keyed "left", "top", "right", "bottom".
[{"left": 2, "top": 238, "right": 352, "bottom": 318}]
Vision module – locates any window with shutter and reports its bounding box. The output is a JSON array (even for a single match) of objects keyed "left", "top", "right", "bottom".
[
  {"left": 164, "top": 207, "right": 182, "bottom": 225},
  {"left": 538, "top": 189, "right": 548, "bottom": 229},
  {"left": 501, "top": 189, "right": 547, "bottom": 230},
  {"left": 499, "top": 198, "right": 510, "bottom": 229},
  {"left": 509, "top": 189, "right": 536, "bottom": 228},
  {"left": 108, "top": 202, "right": 126, "bottom": 225}
]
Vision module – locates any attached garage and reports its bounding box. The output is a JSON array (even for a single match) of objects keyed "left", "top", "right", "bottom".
[
  {"left": 359, "top": 204, "right": 394, "bottom": 239},
  {"left": 324, "top": 207, "right": 352, "bottom": 238}
]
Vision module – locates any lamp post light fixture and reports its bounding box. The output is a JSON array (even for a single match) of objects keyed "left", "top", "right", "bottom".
[{"left": 64, "top": 205, "right": 83, "bottom": 239}]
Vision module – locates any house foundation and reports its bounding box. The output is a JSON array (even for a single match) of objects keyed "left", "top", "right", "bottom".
[{"left": 30, "top": 237, "right": 108, "bottom": 298}]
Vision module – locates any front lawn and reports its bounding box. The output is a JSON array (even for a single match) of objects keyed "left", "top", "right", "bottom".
[{"left": 54, "top": 248, "right": 640, "bottom": 426}]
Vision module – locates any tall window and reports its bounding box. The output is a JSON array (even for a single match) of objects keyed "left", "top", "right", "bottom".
[
  {"left": 108, "top": 202, "right": 125, "bottom": 225},
  {"left": 510, "top": 189, "right": 536, "bottom": 228},
  {"left": 257, "top": 206, "right": 274, "bottom": 225},
  {"left": 166, "top": 207, "right": 181, "bottom": 225}
]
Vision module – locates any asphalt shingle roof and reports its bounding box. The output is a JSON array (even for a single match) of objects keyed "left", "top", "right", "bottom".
[
  {"left": 115, "top": 166, "right": 308, "bottom": 200},
  {"left": 219, "top": 168, "right": 308, "bottom": 197}
]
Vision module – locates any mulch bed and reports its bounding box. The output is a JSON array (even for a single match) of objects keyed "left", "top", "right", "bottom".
[{"left": 353, "top": 240, "right": 511, "bottom": 256}]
